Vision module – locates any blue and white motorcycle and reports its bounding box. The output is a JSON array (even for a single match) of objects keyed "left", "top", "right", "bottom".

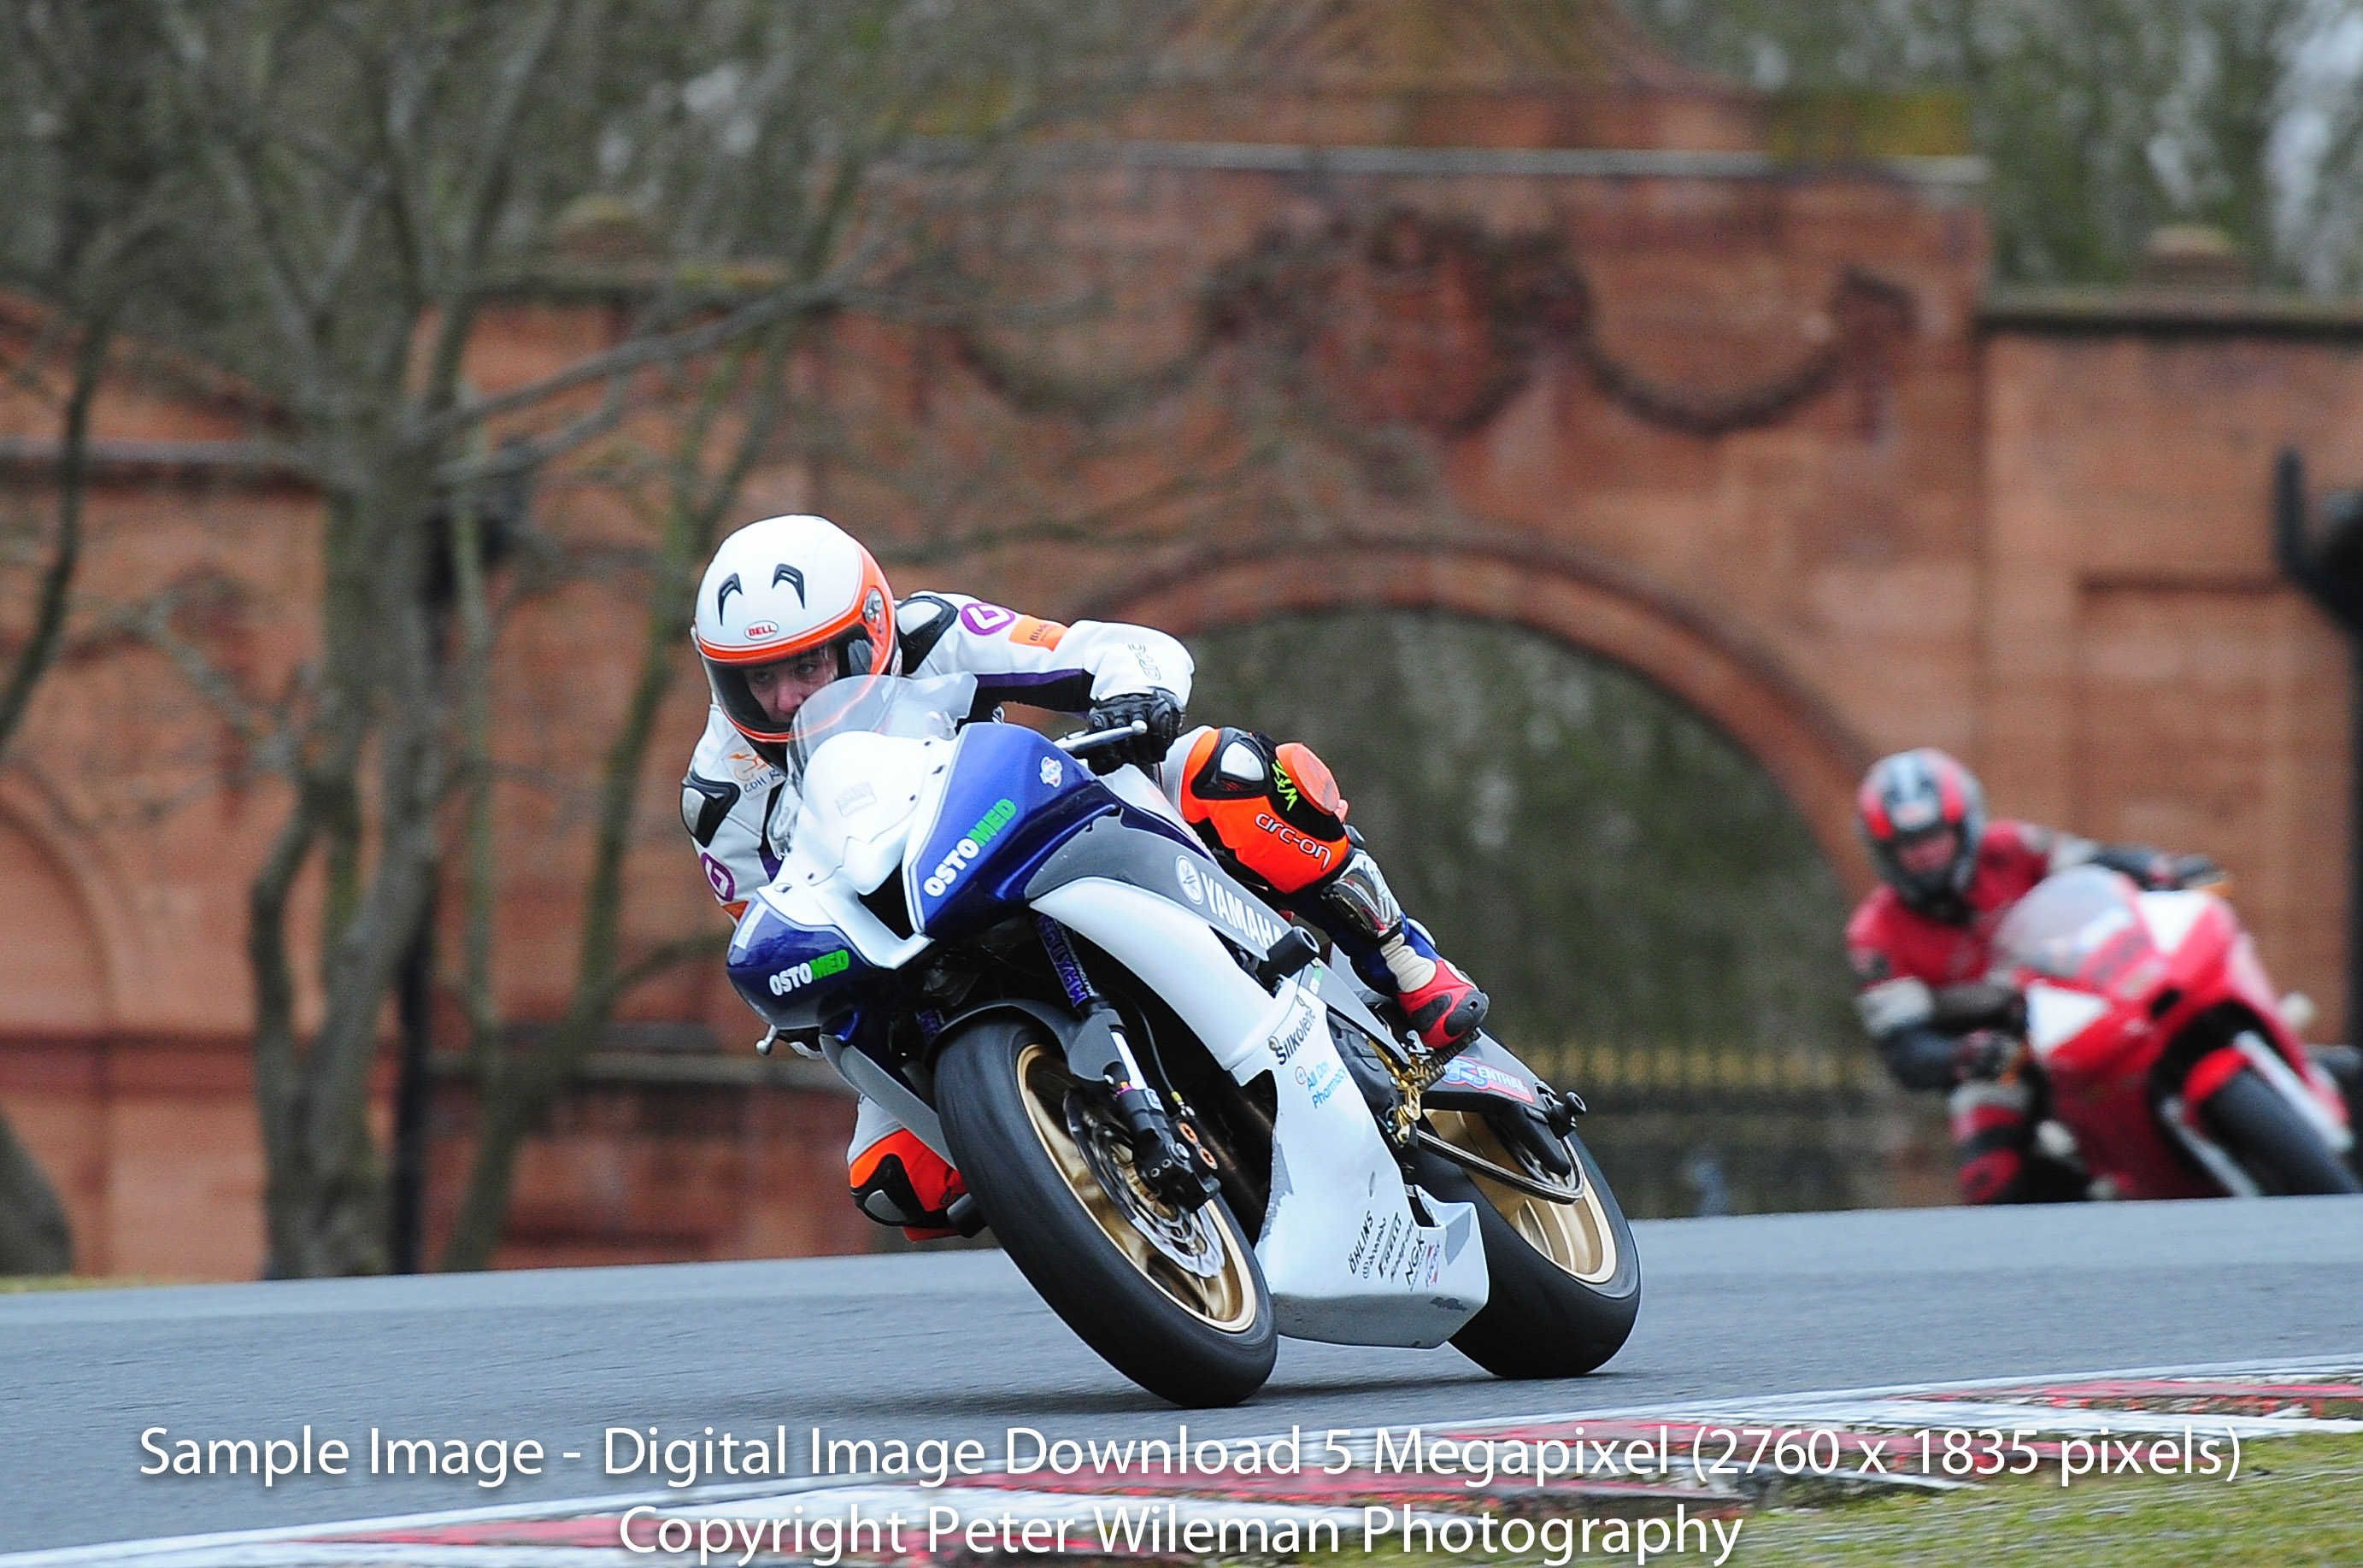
[{"left": 726, "top": 674, "right": 1638, "bottom": 1407}]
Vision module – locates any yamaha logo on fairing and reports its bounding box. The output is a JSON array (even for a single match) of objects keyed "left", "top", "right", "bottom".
[
  {"left": 1213, "top": 885, "right": 1283, "bottom": 948},
  {"left": 1174, "top": 854, "right": 1282, "bottom": 945}
]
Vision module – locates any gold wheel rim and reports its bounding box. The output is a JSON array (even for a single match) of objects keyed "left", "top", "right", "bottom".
[
  {"left": 1014, "top": 1042, "right": 1260, "bottom": 1334},
  {"left": 1427, "top": 1108, "right": 1619, "bottom": 1284}
]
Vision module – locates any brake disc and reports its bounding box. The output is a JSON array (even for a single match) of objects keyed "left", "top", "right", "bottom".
[{"left": 1065, "top": 1092, "right": 1226, "bottom": 1278}]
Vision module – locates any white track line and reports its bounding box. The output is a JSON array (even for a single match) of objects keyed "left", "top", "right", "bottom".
[{"left": 9, "top": 1356, "right": 2359, "bottom": 1567}]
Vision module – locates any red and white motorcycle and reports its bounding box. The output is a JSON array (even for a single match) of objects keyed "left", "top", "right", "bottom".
[{"left": 1986, "top": 866, "right": 2360, "bottom": 1198}]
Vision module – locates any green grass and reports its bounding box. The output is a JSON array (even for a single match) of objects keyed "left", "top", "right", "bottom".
[
  {"left": 1302, "top": 1436, "right": 2362, "bottom": 1568},
  {"left": 1737, "top": 1434, "right": 2363, "bottom": 1566},
  {"left": 0, "top": 1273, "right": 174, "bottom": 1293}
]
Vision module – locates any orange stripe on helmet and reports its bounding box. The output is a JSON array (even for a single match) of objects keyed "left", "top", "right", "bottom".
[{"left": 695, "top": 595, "right": 869, "bottom": 667}]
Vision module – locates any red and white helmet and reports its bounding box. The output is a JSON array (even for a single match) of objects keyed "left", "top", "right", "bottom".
[
  {"left": 1857, "top": 748, "right": 1986, "bottom": 914},
  {"left": 692, "top": 515, "right": 896, "bottom": 755}
]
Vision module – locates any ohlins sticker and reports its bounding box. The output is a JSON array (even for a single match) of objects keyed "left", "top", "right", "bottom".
[
  {"left": 1347, "top": 1210, "right": 1441, "bottom": 1288},
  {"left": 1255, "top": 812, "right": 1334, "bottom": 868},
  {"left": 923, "top": 798, "right": 1018, "bottom": 899},
  {"left": 769, "top": 948, "right": 849, "bottom": 995}
]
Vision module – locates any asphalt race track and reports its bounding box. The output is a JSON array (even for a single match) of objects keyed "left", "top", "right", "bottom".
[{"left": 3, "top": 1196, "right": 2358, "bottom": 1553}]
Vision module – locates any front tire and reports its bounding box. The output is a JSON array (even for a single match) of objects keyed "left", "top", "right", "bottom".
[
  {"left": 932, "top": 1017, "right": 1277, "bottom": 1407},
  {"left": 1418, "top": 1110, "right": 1640, "bottom": 1379},
  {"left": 2201, "top": 1069, "right": 2361, "bottom": 1195}
]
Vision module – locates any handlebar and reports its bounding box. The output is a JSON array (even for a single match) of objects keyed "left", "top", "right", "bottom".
[{"left": 1055, "top": 718, "right": 1148, "bottom": 756}]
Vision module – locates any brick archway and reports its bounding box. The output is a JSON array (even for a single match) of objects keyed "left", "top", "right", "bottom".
[{"left": 1088, "top": 543, "right": 1876, "bottom": 896}]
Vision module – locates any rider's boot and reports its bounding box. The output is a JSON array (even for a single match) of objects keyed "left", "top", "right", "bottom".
[
  {"left": 1945, "top": 1078, "right": 2037, "bottom": 1205},
  {"left": 1313, "top": 852, "right": 1488, "bottom": 1060},
  {"left": 849, "top": 1104, "right": 969, "bottom": 1242},
  {"left": 1384, "top": 923, "right": 1490, "bottom": 1056}
]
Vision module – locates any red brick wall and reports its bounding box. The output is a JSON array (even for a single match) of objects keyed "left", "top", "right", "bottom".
[{"left": 3, "top": 88, "right": 2359, "bottom": 1271}]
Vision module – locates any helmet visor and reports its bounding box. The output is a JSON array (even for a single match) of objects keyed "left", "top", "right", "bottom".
[
  {"left": 702, "top": 629, "right": 869, "bottom": 743},
  {"left": 1885, "top": 822, "right": 1970, "bottom": 904},
  {"left": 1893, "top": 825, "right": 1961, "bottom": 880}
]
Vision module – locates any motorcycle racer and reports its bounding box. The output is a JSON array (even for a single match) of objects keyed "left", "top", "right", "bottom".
[
  {"left": 682, "top": 514, "right": 1488, "bottom": 1237},
  {"left": 1846, "top": 748, "right": 2217, "bottom": 1205}
]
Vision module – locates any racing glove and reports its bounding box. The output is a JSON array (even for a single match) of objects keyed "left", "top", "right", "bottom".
[
  {"left": 2167, "top": 854, "right": 2225, "bottom": 890},
  {"left": 2089, "top": 844, "right": 2221, "bottom": 891},
  {"left": 1082, "top": 690, "right": 1183, "bottom": 775},
  {"left": 1952, "top": 1029, "right": 2022, "bottom": 1084}
]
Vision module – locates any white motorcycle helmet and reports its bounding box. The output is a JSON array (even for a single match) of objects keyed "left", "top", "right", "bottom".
[{"left": 692, "top": 514, "right": 896, "bottom": 760}]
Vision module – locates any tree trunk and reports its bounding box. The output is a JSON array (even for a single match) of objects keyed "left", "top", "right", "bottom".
[
  {"left": 252, "top": 477, "right": 449, "bottom": 1277},
  {"left": 0, "top": 1116, "right": 72, "bottom": 1276},
  {"left": 0, "top": 323, "right": 108, "bottom": 1275},
  {"left": 438, "top": 330, "right": 797, "bottom": 1271}
]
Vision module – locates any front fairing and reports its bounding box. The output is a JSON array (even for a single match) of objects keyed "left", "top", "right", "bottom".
[
  {"left": 902, "top": 721, "right": 1194, "bottom": 938},
  {"left": 1993, "top": 869, "right": 2327, "bottom": 1196},
  {"left": 1994, "top": 868, "right": 2160, "bottom": 1089},
  {"left": 726, "top": 675, "right": 975, "bottom": 1029}
]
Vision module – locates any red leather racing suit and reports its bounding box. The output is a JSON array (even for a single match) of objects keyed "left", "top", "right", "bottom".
[{"left": 1846, "top": 820, "right": 2105, "bottom": 1204}]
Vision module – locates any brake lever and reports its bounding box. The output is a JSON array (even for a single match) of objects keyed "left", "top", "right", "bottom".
[{"left": 1054, "top": 718, "right": 1149, "bottom": 756}]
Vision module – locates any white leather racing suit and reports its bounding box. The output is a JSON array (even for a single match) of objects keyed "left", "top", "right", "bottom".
[
  {"left": 679, "top": 592, "right": 1192, "bottom": 1226},
  {"left": 680, "top": 591, "right": 1192, "bottom": 919}
]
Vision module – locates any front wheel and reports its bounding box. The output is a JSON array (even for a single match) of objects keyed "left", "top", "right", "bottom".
[
  {"left": 932, "top": 1017, "right": 1277, "bottom": 1407},
  {"left": 1418, "top": 1110, "right": 1640, "bottom": 1379},
  {"left": 2201, "top": 1069, "right": 2360, "bottom": 1196}
]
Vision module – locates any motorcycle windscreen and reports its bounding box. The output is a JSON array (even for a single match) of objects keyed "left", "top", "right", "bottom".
[
  {"left": 785, "top": 672, "right": 974, "bottom": 787},
  {"left": 1992, "top": 866, "right": 2154, "bottom": 986}
]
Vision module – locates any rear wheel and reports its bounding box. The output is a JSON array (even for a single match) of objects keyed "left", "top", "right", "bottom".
[
  {"left": 932, "top": 1017, "right": 1276, "bottom": 1407},
  {"left": 1419, "top": 1109, "right": 1640, "bottom": 1379},
  {"left": 2201, "top": 1070, "right": 2361, "bottom": 1195}
]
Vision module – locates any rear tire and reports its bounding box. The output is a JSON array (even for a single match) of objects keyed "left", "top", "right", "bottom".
[
  {"left": 2201, "top": 1070, "right": 2360, "bottom": 1196},
  {"left": 932, "top": 1017, "right": 1277, "bottom": 1407},
  {"left": 1417, "top": 1111, "right": 1640, "bottom": 1379}
]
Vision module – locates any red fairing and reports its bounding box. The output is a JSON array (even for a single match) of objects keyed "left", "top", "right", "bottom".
[{"left": 1992, "top": 872, "right": 2348, "bottom": 1199}]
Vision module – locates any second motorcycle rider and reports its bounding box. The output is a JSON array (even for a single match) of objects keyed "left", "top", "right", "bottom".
[
  {"left": 680, "top": 514, "right": 1491, "bottom": 1239},
  {"left": 1848, "top": 747, "right": 2220, "bottom": 1204}
]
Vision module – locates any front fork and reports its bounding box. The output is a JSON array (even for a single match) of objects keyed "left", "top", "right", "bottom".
[{"left": 1037, "top": 915, "right": 1220, "bottom": 1209}]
